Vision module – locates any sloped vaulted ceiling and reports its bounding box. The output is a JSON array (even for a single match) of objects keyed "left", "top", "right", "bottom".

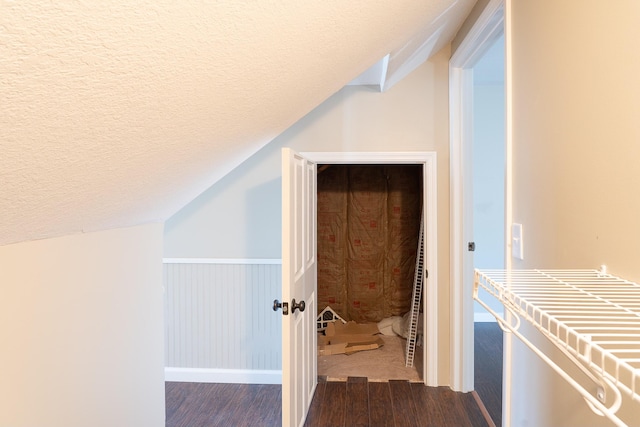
[{"left": 0, "top": 0, "right": 475, "bottom": 247}]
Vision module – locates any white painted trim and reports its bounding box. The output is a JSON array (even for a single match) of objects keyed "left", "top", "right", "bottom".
[
  {"left": 423, "top": 153, "right": 439, "bottom": 387},
  {"left": 163, "top": 258, "right": 282, "bottom": 265},
  {"left": 503, "top": 1, "right": 514, "bottom": 425},
  {"left": 450, "top": 1, "right": 505, "bottom": 67},
  {"left": 449, "top": 0, "right": 505, "bottom": 393},
  {"left": 301, "top": 151, "right": 433, "bottom": 164},
  {"left": 379, "top": 54, "right": 390, "bottom": 91},
  {"left": 165, "top": 367, "right": 282, "bottom": 384},
  {"left": 449, "top": 65, "right": 475, "bottom": 393},
  {"left": 302, "top": 151, "right": 438, "bottom": 387}
]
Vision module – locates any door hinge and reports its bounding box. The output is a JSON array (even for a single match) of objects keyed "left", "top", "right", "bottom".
[{"left": 468, "top": 242, "right": 476, "bottom": 252}]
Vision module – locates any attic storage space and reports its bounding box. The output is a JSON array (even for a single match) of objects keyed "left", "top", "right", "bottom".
[{"left": 316, "top": 164, "right": 424, "bottom": 381}]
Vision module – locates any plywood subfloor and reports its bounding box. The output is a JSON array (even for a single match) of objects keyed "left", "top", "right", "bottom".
[{"left": 318, "top": 335, "right": 423, "bottom": 382}]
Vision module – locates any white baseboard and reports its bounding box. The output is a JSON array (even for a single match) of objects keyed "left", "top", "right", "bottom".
[
  {"left": 474, "top": 312, "right": 502, "bottom": 322},
  {"left": 165, "top": 367, "right": 282, "bottom": 385}
]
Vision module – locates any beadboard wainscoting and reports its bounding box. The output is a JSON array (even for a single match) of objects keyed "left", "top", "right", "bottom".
[{"left": 163, "top": 259, "right": 282, "bottom": 384}]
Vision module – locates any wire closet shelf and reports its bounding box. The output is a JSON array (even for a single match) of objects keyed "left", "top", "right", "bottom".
[{"left": 474, "top": 269, "right": 640, "bottom": 427}]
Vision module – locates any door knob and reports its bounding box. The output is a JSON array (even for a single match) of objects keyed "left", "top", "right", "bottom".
[
  {"left": 291, "top": 299, "right": 306, "bottom": 313},
  {"left": 273, "top": 299, "right": 289, "bottom": 315}
]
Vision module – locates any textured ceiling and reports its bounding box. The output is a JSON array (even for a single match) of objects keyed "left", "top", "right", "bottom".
[{"left": 0, "top": 0, "right": 475, "bottom": 247}]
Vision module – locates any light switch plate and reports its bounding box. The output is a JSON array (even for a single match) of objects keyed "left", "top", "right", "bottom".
[{"left": 512, "top": 223, "right": 524, "bottom": 260}]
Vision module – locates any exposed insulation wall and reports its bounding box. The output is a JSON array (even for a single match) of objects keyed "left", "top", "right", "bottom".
[{"left": 317, "top": 165, "right": 422, "bottom": 323}]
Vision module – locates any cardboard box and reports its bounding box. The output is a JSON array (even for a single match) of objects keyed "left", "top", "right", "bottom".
[
  {"left": 329, "top": 321, "right": 379, "bottom": 336},
  {"left": 318, "top": 321, "right": 383, "bottom": 356}
]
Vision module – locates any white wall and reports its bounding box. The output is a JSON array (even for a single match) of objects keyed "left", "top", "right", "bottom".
[
  {"left": 164, "top": 261, "right": 282, "bottom": 383},
  {"left": 0, "top": 224, "right": 165, "bottom": 427},
  {"left": 472, "top": 82, "right": 505, "bottom": 319},
  {"left": 164, "top": 48, "right": 451, "bottom": 260},
  {"left": 164, "top": 46, "right": 453, "bottom": 382},
  {"left": 509, "top": 1, "right": 640, "bottom": 425}
]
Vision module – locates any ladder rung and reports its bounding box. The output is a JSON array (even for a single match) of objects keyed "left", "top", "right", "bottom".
[{"left": 405, "top": 211, "right": 425, "bottom": 368}]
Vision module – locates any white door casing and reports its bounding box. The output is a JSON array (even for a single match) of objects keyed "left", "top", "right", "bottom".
[
  {"left": 281, "top": 148, "right": 317, "bottom": 427},
  {"left": 301, "top": 151, "right": 438, "bottom": 386},
  {"left": 448, "top": 0, "right": 506, "bottom": 400}
]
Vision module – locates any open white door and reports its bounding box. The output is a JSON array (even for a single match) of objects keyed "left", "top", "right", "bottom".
[
  {"left": 449, "top": 0, "right": 504, "bottom": 393},
  {"left": 280, "top": 148, "right": 317, "bottom": 427}
]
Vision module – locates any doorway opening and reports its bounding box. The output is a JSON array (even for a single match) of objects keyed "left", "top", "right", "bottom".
[
  {"left": 449, "top": 0, "right": 505, "bottom": 393},
  {"left": 301, "top": 151, "right": 439, "bottom": 387},
  {"left": 471, "top": 31, "right": 505, "bottom": 427},
  {"left": 315, "top": 163, "right": 424, "bottom": 382}
]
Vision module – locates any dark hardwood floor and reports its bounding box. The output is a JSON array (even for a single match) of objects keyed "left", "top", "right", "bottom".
[
  {"left": 166, "top": 382, "right": 281, "bottom": 427},
  {"left": 304, "top": 377, "right": 490, "bottom": 427},
  {"left": 166, "top": 323, "right": 503, "bottom": 427},
  {"left": 166, "top": 378, "right": 490, "bottom": 427},
  {"left": 474, "top": 322, "right": 503, "bottom": 427}
]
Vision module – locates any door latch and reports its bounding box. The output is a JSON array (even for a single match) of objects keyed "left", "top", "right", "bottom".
[{"left": 273, "top": 299, "right": 289, "bottom": 315}]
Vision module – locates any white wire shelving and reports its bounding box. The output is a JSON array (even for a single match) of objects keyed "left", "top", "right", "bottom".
[
  {"left": 474, "top": 269, "right": 640, "bottom": 427},
  {"left": 405, "top": 215, "right": 424, "bottom": 368}
]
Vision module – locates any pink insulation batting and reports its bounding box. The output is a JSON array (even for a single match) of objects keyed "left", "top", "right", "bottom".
[{"left": 317, "top": 165, "right": 422, "bottom": 323}]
